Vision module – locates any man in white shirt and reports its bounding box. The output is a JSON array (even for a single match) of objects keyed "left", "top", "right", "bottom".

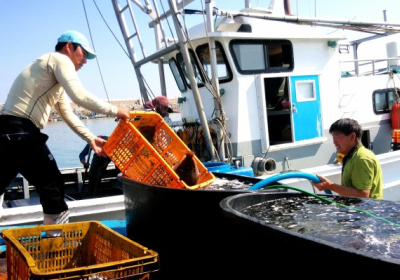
[{"left": 0, "top": 30, "right": 130, "bottom": 231}]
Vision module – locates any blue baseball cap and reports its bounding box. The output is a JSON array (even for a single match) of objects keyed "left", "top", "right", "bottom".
[{"left": 57, "top": 30, "right": 96, "bottom": 59}]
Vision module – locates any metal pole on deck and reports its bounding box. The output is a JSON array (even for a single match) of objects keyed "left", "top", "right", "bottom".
[
  {"left": 155, "top": 22, "right": 167, "bottom": 97},
  {"left": 205, "top": 0, "right": 226, "bottom": 161},
  {"left": 168, "top": 0, "right": 216, "bottom": 161}
]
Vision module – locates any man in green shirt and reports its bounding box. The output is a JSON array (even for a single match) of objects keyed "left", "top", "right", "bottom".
[{"left": 311, "top": 118, "right": 383, "bottom": 199}]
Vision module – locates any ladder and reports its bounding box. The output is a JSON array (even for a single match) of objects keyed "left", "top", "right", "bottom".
[{"left": 111, "top": 0, "right": 194, "bottom": 101}]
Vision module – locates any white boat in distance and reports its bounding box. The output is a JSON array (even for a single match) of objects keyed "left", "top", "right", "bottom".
[{"left": 3, "top": 0, "right": 400, "bottom": 229}]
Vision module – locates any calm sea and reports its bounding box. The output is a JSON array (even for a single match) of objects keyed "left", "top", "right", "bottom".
[{"left": 42, "top": 113, "right": 182, "bottom": 169}]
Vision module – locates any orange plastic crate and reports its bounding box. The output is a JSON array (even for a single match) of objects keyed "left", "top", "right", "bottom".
[
  {"left": 1, "top": 221, "right": 159, "bottom": 280},
  {"left": 104, "top": 111, "right": 215, "bottom": 189}
]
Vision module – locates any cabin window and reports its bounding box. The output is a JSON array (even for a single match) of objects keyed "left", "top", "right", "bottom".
[
  {"left": 169, "top": 58, "right": 187, "bottom": 92},
  {"left": 229, "top": 39, "right": 294, "bottom": 74},
  {"left": 373, "top": 88, "right": 399, "bottom": 114},
  {"left": 296, "top": 80, "right": 316, "bottom": 101},
  {"left": 196, "top": 41, "right": 233, "bottom": 84},
  {"left": 175, "top": 50, "right": 205, "bottom": 89},
  {"left": 233, "top": 44, "right": 265, "bottom": 71}
]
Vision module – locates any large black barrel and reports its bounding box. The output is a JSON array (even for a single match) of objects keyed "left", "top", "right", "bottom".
[
  {"left": 119, "top": 173, "right": 277, "bottom": 280},
  {"left": 220, "top": 192, "right": 400, "bottom": 276}
]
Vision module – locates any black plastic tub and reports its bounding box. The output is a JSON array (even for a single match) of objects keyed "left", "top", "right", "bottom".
[
  {"left": 119, "top": 173, "right": 284, "bottom": 280},
  {"left": 220, "top": 192, "right": 400, "bottom": 276}
]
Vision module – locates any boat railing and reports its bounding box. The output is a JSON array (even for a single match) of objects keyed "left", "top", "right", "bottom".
[
  {"left": 2, "top": 165, "right": 121, "bottom": 203},
  {"left": 340, "top": 57, "right": 400, "bottom": 77}
]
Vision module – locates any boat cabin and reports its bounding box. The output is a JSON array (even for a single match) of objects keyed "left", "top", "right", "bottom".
[{"left": 113, "top": 0, "right": 399, "bottom": 174}]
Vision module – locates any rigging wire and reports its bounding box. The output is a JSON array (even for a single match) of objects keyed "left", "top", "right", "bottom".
[
  {"left": 389, "top": 70, "right": 400, "bottom": 101},
  {"left": 84, "top": 0, "right": 155, "bottom": 106},
  {"left": 177, "top": 1, "right": 231, "bottom": 161},
  {"left": 160, "top": 0, "right": 224, "bottom": 161},
  {"left": 90, "top": 0, "right": 130, "bottom": 58},
  {"left": 160, "top": 0, "right": 180, "bottom": 53},
  {"left": 81, "top": 0, "right": 110, "bottom": 102}
]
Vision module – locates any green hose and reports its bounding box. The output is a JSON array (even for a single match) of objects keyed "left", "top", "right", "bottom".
[{"left": 263, "top": 184, "right": 400, "bottom": 228}]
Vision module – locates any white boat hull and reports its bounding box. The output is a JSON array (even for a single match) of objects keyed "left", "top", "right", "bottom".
[{"left": 0, "top": 195, "right": 125, "bottom": 227}]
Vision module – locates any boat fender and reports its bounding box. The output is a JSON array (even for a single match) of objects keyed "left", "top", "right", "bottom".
[
  {"left": 248, "top": 171, "right": 321, "bottom": 190},
  {"left": 391, "top": 101, "right": 400, "bottom": 129}
]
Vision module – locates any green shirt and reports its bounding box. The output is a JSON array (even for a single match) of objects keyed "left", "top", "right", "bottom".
[{"left": 342, "top": 142, "right": 383, "bottom": 199}]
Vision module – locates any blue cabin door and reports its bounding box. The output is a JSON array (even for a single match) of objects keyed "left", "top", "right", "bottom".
[{"left": 290, "top": 75, "right": 322, "bottom": 141}]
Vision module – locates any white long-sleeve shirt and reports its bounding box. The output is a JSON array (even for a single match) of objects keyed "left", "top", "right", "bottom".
[{"left": 1, "top": 52, "right": 118, "bottom": 143}]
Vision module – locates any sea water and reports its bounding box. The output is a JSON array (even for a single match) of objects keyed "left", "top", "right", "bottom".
[
  {"left": 42, "top": 113, "right": 182, "bottom": 169},
  {"left": 241, "top": 195, "right": 400, "bottom": 259}
]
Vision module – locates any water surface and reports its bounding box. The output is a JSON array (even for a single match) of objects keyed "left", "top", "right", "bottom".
[
  {"left": 42, "top": 113, "right": 182, "bottom": 169},
  {"left": 242, "top": 195, "right": 400, "bottom": 259}
]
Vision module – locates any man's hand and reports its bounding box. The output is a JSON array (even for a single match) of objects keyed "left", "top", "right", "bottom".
[
  {"left": 116, "top": 107, "right": 130, "bottom": 119},
  {"left": 90, "top": 137, "right": 108, "bottom": 158},
  {"left": 81, "top": 161, "right": 89, "bottom": 169},
  {"left": 310, "top": 174, "right": 334, "bottom": 193}
]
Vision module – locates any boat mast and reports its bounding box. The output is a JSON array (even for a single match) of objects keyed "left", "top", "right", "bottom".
[
  {"left": 168, "top": 0, "right": 217, "bottom": 161},
  {"left": 112, "top": 0, "right": 150, "bottom": 102},
  {"left": 205, "top": 0, "right": 225, "bottom": 161},
  {"left": 152, "top": 0, "right": 168, "bottom": 97}
]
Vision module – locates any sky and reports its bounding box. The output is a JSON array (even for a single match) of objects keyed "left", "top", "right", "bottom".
[{"left": 1, "top": 0, "right": 400, "bottom": 105}]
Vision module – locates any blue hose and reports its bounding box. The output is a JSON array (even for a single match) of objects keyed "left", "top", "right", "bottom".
[{"left": 248, "top": 171, "right": 332, "bottom": 194}]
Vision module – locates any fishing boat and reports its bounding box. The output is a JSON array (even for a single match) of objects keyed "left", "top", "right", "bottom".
[{"left": 110, "top": 0, "right": 400, "bottom": 197}]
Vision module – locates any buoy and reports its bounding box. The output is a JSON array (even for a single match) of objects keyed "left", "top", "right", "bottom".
[{"left": 391, "top": 101, "right": 400, "bottom": 129}]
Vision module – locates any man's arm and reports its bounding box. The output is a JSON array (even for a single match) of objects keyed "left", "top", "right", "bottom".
[
  {"left": 311, "top": 175, "right": 370, "bottom": 198},
  {"left": 79, "top": 144, "right": 91, "bottom": 169},
  {"left": 54, "top": 94, "right": 97, "bottom": 143},
  {"left": 79, "top": 144, "right": 90, "bottom": 160}
]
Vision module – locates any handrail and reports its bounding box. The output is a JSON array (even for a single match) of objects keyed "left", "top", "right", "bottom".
[{"left": 340, "top": 57, "right": 400, "bottom": 76}]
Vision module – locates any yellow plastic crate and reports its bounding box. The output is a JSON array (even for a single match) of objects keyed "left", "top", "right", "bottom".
[
  {"left": 104, "top": 111, "right": 215, "bottom": 189},
  {"left": 1, "top": 221, "right": 159, "bottom": 280}
]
